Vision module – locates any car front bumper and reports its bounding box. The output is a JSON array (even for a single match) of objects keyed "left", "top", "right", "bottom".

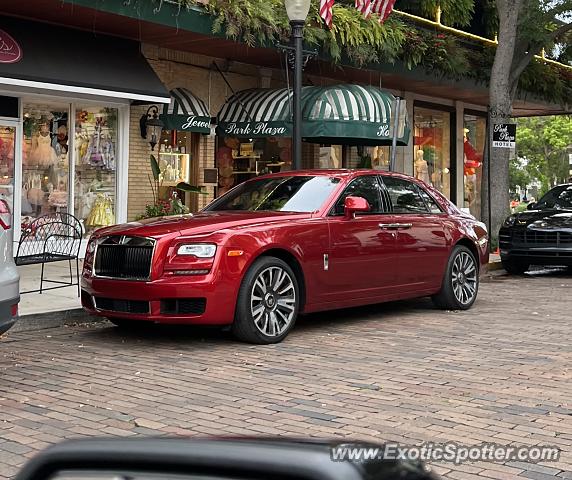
[
  {"left": 81, "top": 273, "right": 240, "bottom": 326},
  {"left": 499, "top": 227, "right": 572, "bottom": 266}
]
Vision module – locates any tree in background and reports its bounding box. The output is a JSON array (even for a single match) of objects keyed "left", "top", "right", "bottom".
[
  {"left": 514, "top": 116, "right": 572, "bottom": 196},
  {"left": 486, "top": 0, "right": 572, "bottom": 243},
  {"left": 509, "top": 156, "right": 531, "bottom": 194}
]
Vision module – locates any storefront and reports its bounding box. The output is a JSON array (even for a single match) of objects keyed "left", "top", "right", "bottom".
[{"left": 0, "top": 16, "right": 169, "bottom": 246}]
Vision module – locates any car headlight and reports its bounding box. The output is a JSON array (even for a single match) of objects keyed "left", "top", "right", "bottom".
[
  {"left": 177, "top": 244, "right": 217, "bottom": 258},
  {"left": 503, "top": 215, "right": 517, "bottom": 227}
]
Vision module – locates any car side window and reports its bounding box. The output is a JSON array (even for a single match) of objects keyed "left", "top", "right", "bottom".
[
  {"left": 381, "top": 177, "right": 429, "bottom": 214},
  {"left": 417, "top": 187, "right": 443, "bottom": 213},
  {"left": 332, "top": 176, "right": 383, "bottom": 215}
]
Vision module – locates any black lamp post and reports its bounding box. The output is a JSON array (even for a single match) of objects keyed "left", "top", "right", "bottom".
[
  {"left": 284, "top": 0, "right": 311, "bottom": 171},
  {"left": 139, "top": 105, "right": 164, "bottom": 151}
]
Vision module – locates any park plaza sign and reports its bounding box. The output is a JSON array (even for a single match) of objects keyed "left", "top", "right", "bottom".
[{"left": 218, "top": 120, "right": 395, "bottom": 140}]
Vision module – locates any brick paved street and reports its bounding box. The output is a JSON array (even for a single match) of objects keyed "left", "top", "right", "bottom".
[{"left": 1, "top": 270, "right": 571, "bottom": 480}]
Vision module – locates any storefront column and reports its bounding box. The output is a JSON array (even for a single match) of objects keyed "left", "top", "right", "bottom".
[
  {"left": 455, "top": 101, "right": 465, "bottom": 208},
  {"left": 117, "top": 106, "right": 130, "bottom": 223}
]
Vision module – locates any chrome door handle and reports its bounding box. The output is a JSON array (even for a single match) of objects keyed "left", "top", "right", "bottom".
[{"left": 378, "top": 223, "right": 413, "bottom": 230}]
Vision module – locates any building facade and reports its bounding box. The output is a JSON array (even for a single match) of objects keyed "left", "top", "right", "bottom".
[{"left": 1, "top": 0, "right": 567, "bottom": 252}]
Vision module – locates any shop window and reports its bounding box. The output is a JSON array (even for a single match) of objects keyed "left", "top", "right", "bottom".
[
  {"left": 215, "top": 136, "right": 292, "bottom": 196},
  {"left": 21, "top": 103, "right": 70, "bottom": 232},
  {"left": 318, "top": 145, "right": 392, "bottom": 170},
  {"left": 463, "top": 114, "right": 486, "bottom": 219},
  {"left": 74, "top": 106, "right": 117, "bottom": 236},
  {"left": 319, "top": 145, "right": 342, "bottom": 168},
  {"left": 413, "top": 107, "right": 451, "bottom": 199},
  {"left": 158, "top": 129, "right": 194, "bottom": 209}
]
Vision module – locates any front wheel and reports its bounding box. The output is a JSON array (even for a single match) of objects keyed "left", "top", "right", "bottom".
[
  {"left": 433, "top": 246, "right": 479, "bottom": 310},
  {"left": 232, "top": 256, "right": 299, "bottom": 344}
]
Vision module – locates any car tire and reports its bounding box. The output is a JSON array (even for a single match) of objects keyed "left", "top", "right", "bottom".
[
  {"left": 501, "top": 258, "right": 529, "bottom": 275},
  {"left": 432, "top": 245, "right": 479, "bottom": 310},
  {"left": 232, "top": 256, "right": 299, "bottom": 344}
]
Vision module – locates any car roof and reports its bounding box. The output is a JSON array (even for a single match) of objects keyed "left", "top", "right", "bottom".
[{"left": 254, "top": 169, "right": 416, "bottom": 181}]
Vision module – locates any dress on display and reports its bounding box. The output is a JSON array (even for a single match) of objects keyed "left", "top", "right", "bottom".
[
  {"left": 21, "top": 185, "right": 33, "bottom": 214},
  {"left": 86, "top": 194, "right": 114, "bottom": 228},
  {"left": 28, "top": 173, "right": 45, "bottom": 206},
  {"left": 30, "top": 133, "right": 58, "bottom": 168}
]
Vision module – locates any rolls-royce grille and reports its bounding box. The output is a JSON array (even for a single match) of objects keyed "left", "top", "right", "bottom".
[
  {"left": 510, "top": 229, "right": 572, "bottom": 246},
  {"left": 94, "top": 236, "right": 155, "bottom": 280},
  {"left": 94, "top": 297, "right": 150, "bottom": 314}
]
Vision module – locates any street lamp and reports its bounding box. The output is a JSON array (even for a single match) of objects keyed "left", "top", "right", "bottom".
[
  {"left": 139, "top": 105, "right": 164, "bottom": 151},
  {"left": 284, "top": 0, "right": 311, "bottom": 170}
]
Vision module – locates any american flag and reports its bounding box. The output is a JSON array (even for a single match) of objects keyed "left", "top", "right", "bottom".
[
  {"left": 355, "top": 0, "right": 372, "bottom": 18},
  {"left": 320, "top": 0, "right": 335, "bottom": 28},
  {"left": 370, "top": 0, "right": 397, "bottom": 23}
]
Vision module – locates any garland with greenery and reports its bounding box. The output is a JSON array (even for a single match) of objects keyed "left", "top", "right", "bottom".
[{"left": 160, "top": 0, "right": 571, "bottom": 105}]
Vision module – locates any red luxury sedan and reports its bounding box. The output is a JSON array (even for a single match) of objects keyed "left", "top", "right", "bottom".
[{"left": 81, "top": 170, "right": 489, "bottom": 344}]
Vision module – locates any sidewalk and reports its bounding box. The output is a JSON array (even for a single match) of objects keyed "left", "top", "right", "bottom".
[{"left": 14, "top": 262, "right": 87, "bottom": 333}]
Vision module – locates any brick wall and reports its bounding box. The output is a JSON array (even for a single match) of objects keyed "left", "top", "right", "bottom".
[{"left": 128, "top": 104, "right": 154, "bottom": 221}]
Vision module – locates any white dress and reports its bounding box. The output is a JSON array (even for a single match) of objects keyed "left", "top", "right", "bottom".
[{"left": 30, "top": 134, "right": 58, "bottom": 168}]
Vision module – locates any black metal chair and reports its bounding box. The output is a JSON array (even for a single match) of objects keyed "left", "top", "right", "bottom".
[{"left": 15, "top": 213, "right": 83, "bottom": 295}]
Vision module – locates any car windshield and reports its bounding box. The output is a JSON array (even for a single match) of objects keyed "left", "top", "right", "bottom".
[
  {"left": 204, "top": 175, "right": 341, "bottom": 213},
  {"left": 536, "top": 185, "right": 572, "bottom": 209}
]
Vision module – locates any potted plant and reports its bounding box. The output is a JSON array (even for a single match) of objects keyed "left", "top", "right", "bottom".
[{"left": 137, "top": 155, "right": 206, "bottom": 220}]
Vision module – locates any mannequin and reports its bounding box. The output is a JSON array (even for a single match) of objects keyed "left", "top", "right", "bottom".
[
  {"left": 371, "top": 148, "right": 386, "bottom": 170},
  {"left": 414, "top": 149, "right": 430, "bottom": 184},
  {"left": 330, "top": 146, "right": 341, "bottom": 169}
]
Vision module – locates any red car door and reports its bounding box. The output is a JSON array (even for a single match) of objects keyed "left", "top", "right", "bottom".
[
  {"left": 323, "top": 175, "right": 398, "bottom": 304},
  {"left": 380, "top": 176, "right": 450, "bottom": 290}
]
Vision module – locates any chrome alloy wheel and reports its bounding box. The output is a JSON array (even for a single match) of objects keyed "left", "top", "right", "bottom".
[
  {"left": 250, "top": 266, "right": 296, "bottom": 337},
  {"left": 451, "top": 251, "right": 478, "bottom": 305}
]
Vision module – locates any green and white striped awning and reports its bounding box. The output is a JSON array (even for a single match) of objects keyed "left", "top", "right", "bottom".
[
  {"left": 216, "top": 88, "right": 296, "bottom": 138},
  {"left": 302, "top": 84, "right": 410, "bottom": 146},
  {"left": 216, "top": 84, "right": 410, "bottom": 145},
  {"left": 160, "top": 87, "right": 211, "bottom": 133}
]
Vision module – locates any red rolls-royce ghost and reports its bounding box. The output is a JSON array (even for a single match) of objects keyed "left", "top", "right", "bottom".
[{"left": 81, "top": 170, "right": 489, "bottom": 344}]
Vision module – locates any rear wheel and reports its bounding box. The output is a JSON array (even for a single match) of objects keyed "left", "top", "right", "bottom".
[
  {"left": 433, "top": 245, "right": 479, "bottom": 310},
  {"left": 501, "top": 258, "right": 529, "bottom": 275},
  {"left": 232, "top": 256, "right": 299, "bottom": 344}
]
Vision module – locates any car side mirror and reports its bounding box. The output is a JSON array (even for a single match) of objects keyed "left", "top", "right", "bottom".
[
  {"left": 15, "top": 438, "right": 439, "bottom": 480},
  {"left": 527, "top": 202, "right": 537, "bottom": 210},
  {"left": 344, "top": 196, "right": 370, "bottom": 218}
]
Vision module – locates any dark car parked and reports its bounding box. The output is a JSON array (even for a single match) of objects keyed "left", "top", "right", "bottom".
[{"left": 499, "top": 184, "right": 572, "bottom": 274}]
